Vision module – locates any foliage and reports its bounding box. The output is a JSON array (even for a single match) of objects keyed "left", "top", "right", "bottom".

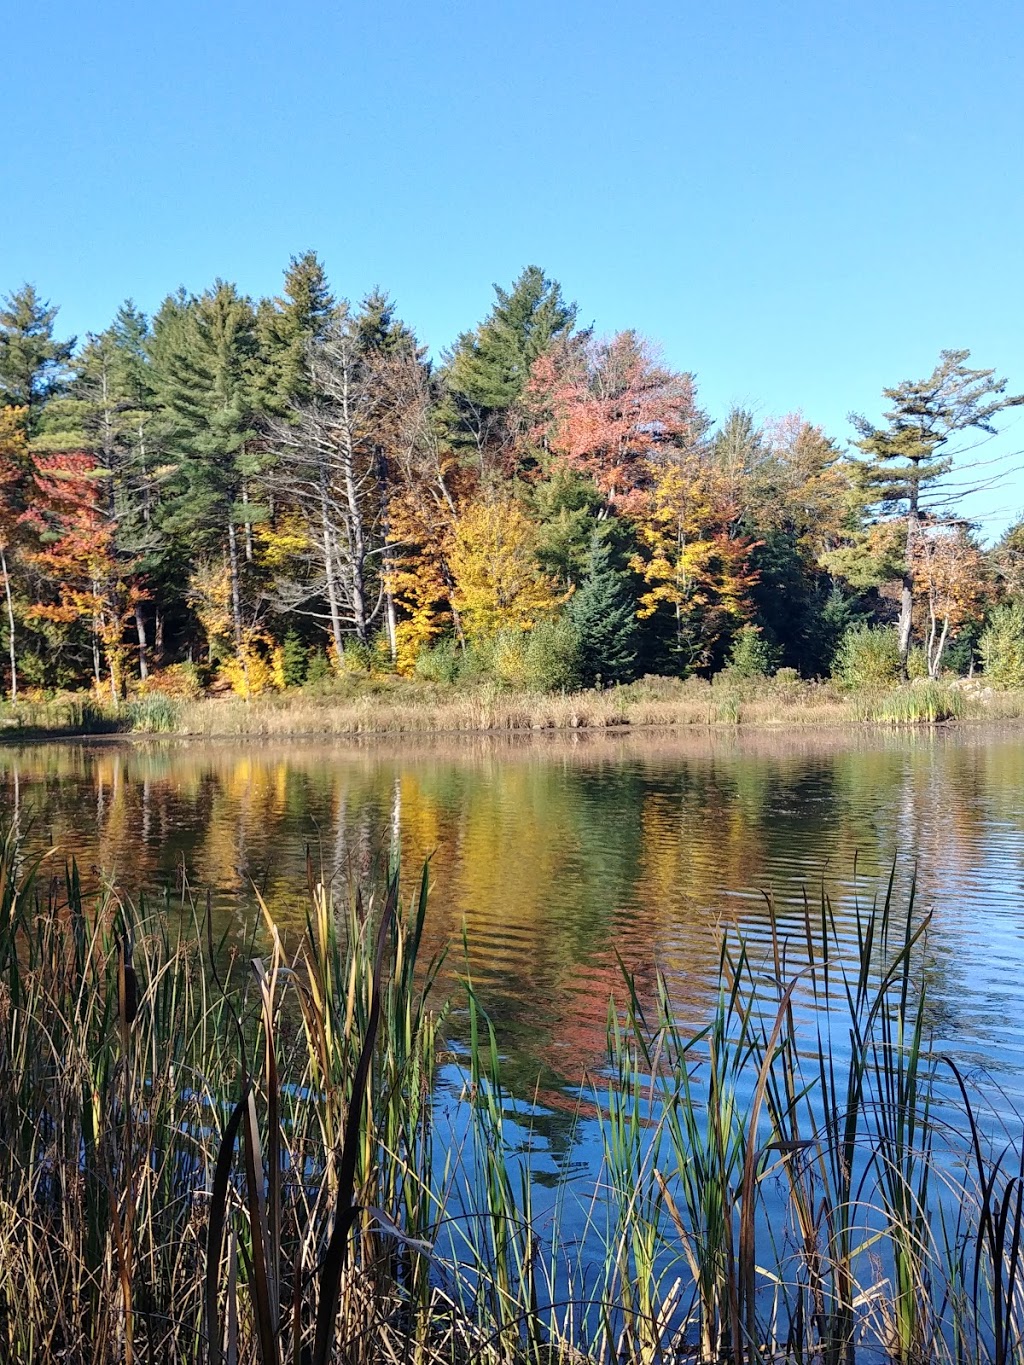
[
  {"left": 413, "top": 636, "right": 463, "bottom": 684},
  {"left": 279, "top": 628, "right": 308, "bottom": 686},
  {"left": 0, "top": 284, "right": 75, "bottom": 427},
  {"left": 832, "top": 622, "right": 903, "bottom": 688},
  {"left": 631, "top": 454, "right": 758, "bottom": 670},
  {"left": 725, "top": 623, "right": 780, "bottom": 678},
  {"left": 0, "top": 260, "right": 1014, "bottom": 704},
  {"left": 447, "top": 497, "right": 561, "bottom": 638},
  {"left": 447, "top": 263, "right": 576, "bottom": 412},
  {"left": 851, "top": 350, "right": 1023, "bottom": 665},
  {"left": 527, "top": 330, "right": 706, "bottom": 510},
  {"left": 979, "top": 601, "right": 1024, "bottom": 688},
  {"left": 567, "top": 532, "right": 638, "bottom": 686}
]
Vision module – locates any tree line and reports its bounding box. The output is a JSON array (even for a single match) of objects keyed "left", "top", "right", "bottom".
[{"left": 0, "top": 256, "right": 1021, "bottom": 701}]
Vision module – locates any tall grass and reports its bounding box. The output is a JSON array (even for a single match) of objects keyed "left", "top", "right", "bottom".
[
  {"left": 7, "top": 671, "right": 1021, "bottom": 739},
  {"left": 0, "top": 830, "right": 1022, "bottom": 1361}
]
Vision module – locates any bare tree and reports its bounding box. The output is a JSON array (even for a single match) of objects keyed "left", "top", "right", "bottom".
[{"left": 267, "top": 327, "right": 390, "bottom": 657}]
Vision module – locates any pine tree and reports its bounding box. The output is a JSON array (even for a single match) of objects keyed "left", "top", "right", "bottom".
[
  {"left": 352, "top": 288, "right": 419, "bottom": 357},
  {"left": 0, "top": 285, "right": 75, "bottom": 430},
  {"left": 852, "top": 349, "right": 1024, "bottom": 669},
  {"left": 150, "top": 282, "right": 261, "bottom": 651},
  {"left": 448, "top": 265, "right": 577, "bottom": 411},
  {"left": 567, "top": 531, "right": 637, "bottom": 686},
  {"left": 713, "top": 407, "right": 767, "bottom": 480},
  {"left": 255, "top": 251, "right": 337, "bottom": 413}
]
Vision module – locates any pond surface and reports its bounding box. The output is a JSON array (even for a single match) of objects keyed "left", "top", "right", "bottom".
[{"left": 2, "top": 725, "right": 1024, "bottom": 1112}]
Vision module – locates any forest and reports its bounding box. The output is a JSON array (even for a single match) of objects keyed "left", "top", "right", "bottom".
[{"left": 0, "top": 256, "right": 1022, "bottom": 706}]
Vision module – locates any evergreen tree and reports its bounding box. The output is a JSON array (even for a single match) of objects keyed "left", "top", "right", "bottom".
[
  {"left": 533, "top": 466, "right": 609, "bottom": 590},
  {"left": 567, "top": 531, "right": 637, "bottom": 686},
  {"left": 713, "top": 406, "right": 766, "bottom": 479},
  {"left": 0, "top": 285, "right": 75, "bottom": 430},
  {"left": 852, "top": 349, "right": 1024, "bottom": 669},
  {"left": 255, "top": 251, "right": 337, "bottom": 413},
  {"left": 150, "top": 282, "right": 261, "bottom": 649},
  {"left": 352, "top": 288, "right": 419, "bottom": 357},
  {"left": 448, "top": 265, "right": 577, "bottom": 410}
]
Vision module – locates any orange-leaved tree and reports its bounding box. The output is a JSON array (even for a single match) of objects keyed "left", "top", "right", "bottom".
[
  {"left": 525, "top": 331, "right": 706, "bottom": 512},
  {"left": 23, "top": 451, "right": 147, "bottom": 698},
  {"left": 912, "top": 522, "right": 990, "bottom": 677},
  {"left": 0, "top": 407, "right": 30, "bottom": 699}
]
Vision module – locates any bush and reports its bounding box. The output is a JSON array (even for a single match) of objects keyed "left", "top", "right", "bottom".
[
  {"left": 143, "top": 662, "right": 205, "bottom": 699},
  {"left": 832, "top": 624, "right": 902, "bottom": 688},
  {"left": 725, "top": 625, "right": 780, "bottom": 679},
  {"left": 979, "top": 602, "right": 1024, "bottom": 688},
  {"left": 523, "top": 618, "right": 582, "bottom": 692},
  {"left": 414, "top": 637, "right": 463, "bottom": 685},
  {"left": 906, "top": 644, "right": 929, "bottom": 680}
]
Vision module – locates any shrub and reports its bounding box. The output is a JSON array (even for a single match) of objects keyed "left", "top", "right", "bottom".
[
  {"left": 143, "top": 662, "right": 205, "bottom": 700},
  {"left": 979, "top": 601, "right": 1024, "bottom": 688},
  {"left": 833, "top": 623, "right": 902, "bottom": 688},
  {"left": 906, "top": 644, "right": 929, "bottom": 680},
  {"left": 725, "top": 624, "right": 780, "bottom": 679},
  {"left": 414, "top": 637, "right": 463, "bottom": 685},
  {"left": 523, "top": 618, "right": 582, "bottom": 691},
  {"left": 219, "top": 646, "right": 276, "bottom": 699}
]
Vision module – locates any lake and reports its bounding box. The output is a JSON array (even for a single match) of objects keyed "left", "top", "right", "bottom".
[{"left": 2, "top": 723, "right": 1024, "bottom": 1117}]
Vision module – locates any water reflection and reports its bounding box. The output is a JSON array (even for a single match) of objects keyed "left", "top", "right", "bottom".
[{"left": 2, "top": 726, "right": 1024, "bottom": 1103}]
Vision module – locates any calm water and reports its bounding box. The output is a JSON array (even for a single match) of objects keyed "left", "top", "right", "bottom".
[{"left": 2, "top": 725, "right": 1024, "bottom": 1109}]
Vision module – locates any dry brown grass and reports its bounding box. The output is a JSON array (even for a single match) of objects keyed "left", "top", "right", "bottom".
[
  {"left": 161, "top": 675, "right": 860, "bottom": 737},
  {"left": 3, "top": 672, "right": 1024, "bottom": 740}
]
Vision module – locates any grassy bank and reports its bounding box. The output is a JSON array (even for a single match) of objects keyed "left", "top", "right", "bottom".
[
  {"left": 2, "top": 672, "right": 1024, "bottom": 739},
  {"left": 1, "top": 833, "right": 1022, "bottom": 1362}
]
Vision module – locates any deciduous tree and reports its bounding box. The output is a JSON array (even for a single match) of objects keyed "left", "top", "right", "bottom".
[
  {"left": 447, "top": 498, "right": 560, "bottom": 639},
  {"left": 851, "top": 350, "right": 1023, "bottom": 671}
]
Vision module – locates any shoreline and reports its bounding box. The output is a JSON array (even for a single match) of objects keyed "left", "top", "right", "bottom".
[
  {"left": 3, "top": 699, "right": 1024, "bottom": 751},
  {"left": 1, "top": 675, "right": 1022, "bottom": 744}
]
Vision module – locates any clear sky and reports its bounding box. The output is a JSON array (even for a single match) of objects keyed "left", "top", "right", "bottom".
[{"left": 5, "top": 0, "right": 1023, "bottom": 535}]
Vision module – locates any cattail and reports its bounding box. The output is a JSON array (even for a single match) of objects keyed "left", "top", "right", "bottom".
[{"left": 118, "top": 932, "right": 138, "bottom": 1029}]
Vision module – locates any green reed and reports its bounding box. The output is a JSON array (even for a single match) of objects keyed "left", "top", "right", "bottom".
[{"left": 0, "top": 826, "right": 1022, "bottom": 1363}]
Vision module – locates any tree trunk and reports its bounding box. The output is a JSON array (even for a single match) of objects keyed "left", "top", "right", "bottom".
[
  {"left": 385, "top": 582, "right": 398, "bottom": 664},
  {"left": 319, "top": 474, "right": 345, "bottom": 665},
  {"left": 227, "top": 520, "right": 243, "bottom": 648},
  {"left": 241, "top": 477, "right": 254, "bottom": 563},
  {"left": 1, "top": 547, "right": 16, "bottom": 703},
  {"left": 339, "top": 375, "right": 368, "bottom": 644},
  {"left": 135, "top": 604, "right": 149, "bottom": 681},
  {"left": 898, "top": 476, "right": 919, "bottom": 674},
  {"left": 155, "top": 609, "right": 165, "bottom": 661}
]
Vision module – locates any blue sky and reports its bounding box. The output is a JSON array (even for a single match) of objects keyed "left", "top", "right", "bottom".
[{"left": 6, "top": 0, "right": 1023, "bottom": 535}]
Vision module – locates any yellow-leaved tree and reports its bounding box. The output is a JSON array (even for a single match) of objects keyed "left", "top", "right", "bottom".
[
  {"left": 630, "top": 455, "right": 758, "bottom": 670},
  {"left": 447, "top": 498, "right": 561, "bottom": 639}
]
